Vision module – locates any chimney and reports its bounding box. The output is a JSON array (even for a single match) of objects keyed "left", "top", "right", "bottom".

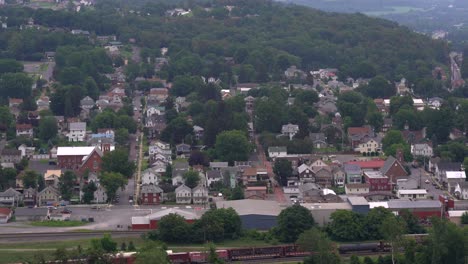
[{"left": 396, "top": 148, "right": 404, "bottom": 163}]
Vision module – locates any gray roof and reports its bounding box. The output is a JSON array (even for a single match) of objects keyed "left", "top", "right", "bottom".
[
  {"left": 344, "top": 164, "right": 361, "bottom": 174},
  {"left": 206, "top": 170, "right": 222, "bottom": 179},
  {"left": 310, "top": 133, "right": 326, "bottom": 142},
  {"left": 215, "top": 199, "right": 282, "bottom": 216},
  {"left": 141, "top": 184, "right": 163, "bottom": 194},
  {"left": 380, "top": 156, "right": 398, "bottom": 175},
  {"left": 437, "top": 162, "right": 461, "bottom": 171},
  {"left": 15, "top": 208, "right": 48, "bottom": 216},
  {"left": 210, "top": 162, "right": 229, "bottom": 168},
  {"left": 69, "top": 122, "right": 86, "bottom": 131},
  {"left": 299, "top": 183, "right": 320, "bottom": 193},
  {"left": 173, "top": 161, "right": 189, "bottom": 170},
  {"left": 268, "top": 146, "right": 287, "bottom": 153},
  {"left": 387, "top": 200, "right": 441, "bottom": 209},
  {"left": 0, "top": 188, "right": 22, "bottom": 197},
  {"left": 348, "top": 196, "right": 369, "bottom": 206},
  {"left": 1, "top": 149, "right": 21, "bottom": 156},
  {"left": 175, "top": 184, "right": 191, "bottom": 192}
]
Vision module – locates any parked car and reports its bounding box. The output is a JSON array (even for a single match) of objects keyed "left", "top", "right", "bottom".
[{"left": 61, "top": 208, "right": 72, "bottom": 214}]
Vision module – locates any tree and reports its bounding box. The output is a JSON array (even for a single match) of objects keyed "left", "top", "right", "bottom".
[
  {"left": 254, "top": 99, "right": 286, "bottom": 133},
  {"left": 59, "top": 171, "right": 76, "bottom": 201},
  {"left": 398, "top": 209, "right": 424, "bottom": 234},
  {"left": 38, "top": 116, "right": 58, "bottom": 142},
  {"left": 0, "top": 59, "right": 23, "bottom": 74},
  {"left": 188, "top": 150, "right": 209, "bottom": 166},
  {"left": 382, "top": 130, "right": 405, "bottom": 153},
  {"left": 327, "top": 210, "right": 365, "bottom": 241},
  {"left": 115, "top": 128, "right": 129, "bottom": 146},
  {"left": 83, "top": 77, "right": 99, "bottom": 100},
  {"left": 128, "top": 241, "right": 136, "bottom": 251},
  {"left": 276, "top": 205, "right": 315, "bottom": 242},
  {"left": 82, "top": 181, "right": 97, "bottom": 204},
  {"left": 364, "top": 207, "right": 394, "bottom": 240},
  {"left": 135, "top": 241, "right": 170, "bottom": 264},
  {"left": 0, "top": 73, "right": 33, "bottom": 100},
  {"left": 183, "top": 170, "right": 200, "bottom": 189},
  {"left": 99, "top": 234, "right": 117, "bottom": 253},
  {"left": 101, "top": 149, "right": 135, "bottom": 178},
  {"left": 297, "top": 228, "right": 341, "bottom": 264},
  {"left": 380, "top": 216, "right": 407, "bottom": 264},
  {"left": 215, "top": 130, "right": 251, "bottom": 165},
  {"left": 120, "top": 242, "right": 127, "bottom": 251},
  {"left": 160, "top": 117, "right": 193, "bottom": 144},
  {"left": 22, "top": 170, "right": 39, "bottom": 189},
  {"left": 206, "top": 243, "right": 224, "bottom": 264},
  {"left": 358, "top": 75, "right": 395, "bottom": 98},
  {"left": 461, "top": 211, "right": 468, "bottom": 225},
  {"left": 0, "top": 106, "right": 13, "bottom": 131},
  {"left": 0, "top": 168, "right": 17, "bottom": 191},
  {"left": 273, "top": 159, "right": 293, "bottom": 186},
  {"left": 99, "top": 172, "right": 127, "bottom": 203},
  {"left": 158, "top": 213, "right": 191, "bottom": 243},
  {"left": 350, "top": 255, "right": 361, "bottom": 264},
  {"left": 229, "top": 186, "right": 244, "bottom": 200},
  {"left": 367, "top": 111, "right": 383, "bottom": 132},
  {"left": 170, "top": 75, "right": 204, "bottom": 97}
]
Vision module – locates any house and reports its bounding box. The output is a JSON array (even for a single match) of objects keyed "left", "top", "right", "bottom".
[
  {"left": 80, "top": 96, "right": 95, "bottom": 110},
  {"left": 428, "top": 97, "right": 443, "bottom": 110},
  {"left": 18, "top": 144, "right": 35, "bottom": 159},
  {"left": 284, "top": 65, "right": 306, "bottom": 79},
  {"left": 172, "top": 161, "right": 190, "bottom": 186},
  {"left": 435, "top": 162, "right": 462, "bottom": 182},
  {"left": 8, "top": 98, "right": 23, "bottom": 108},
  {"left": 344, "top": 164, "right": 362, "bottom": 184},
  {"left": 242, "top": 167, "right": 269, "bottom": 185},
  {"left": 23, "top": 187, "right": 37, "bottom": 207},
  {"left": 145, "top": 114, "right": 167, "bottom": 139},
  {"left": 363, "top": 171, "right": 391, "bottom": 192},
  {"left": 67, "top": 122, "right": 87, "bottom": 142},
  {"left": 347, "top": 126, "right": 374, "bottom": 149},
  {"left": 0, "top": 149, "right": 21, "bottom": 164},
  {"left": 192, "top": 185, "right": 208, "bottom": 204},
  {"left": 0, "top": 208, "right": 12, "bottom": 223},
  {"left": 44, "top": 170, "right": 62, "bottom": 188},
  {"left": 309, "top": 133, "right": 327, "bottom": 149},
  {"left": 355, "top": 138, "right": 381, "bottom": 154},
  {"left": 36, "top": 96, "right": 50, "bottom": 111},
  {"left": 445, "top": 171, "right": 466, "bottom": 193},
  {"left": 37, "top": 186, "right": 60, "bottom": 206},
  {"left": 380, "top": 156, "right": 408, "bottom": 184},
  {"left": 397, "top": 189, "right": 428, "bottom": 200},
  {"left": 244, "top": 96, "right": 255, "bottom": 114},
  {"left": 149, "top": 88, "right": 169, "bottom": 102},
  {"left": 149, "top": 141, "right": 172, "bottom": 157},
  {"left": 373, "top": 98, "right": 388, "bottom": 115},
  {"left": 57, "top": 146, "right": 105, "bottom": 174},
  {"left": 345, "top": 183, "right": 370, "bottom": 195},
  {"left": 193, "top": 125, "right": 204, "bottom": 141},
  {"left": 14, "top": 208, "right": 49, "bottom": 222},
  {"left": 93, "top": 185, "right": 108, "bottom": 203},
  {"left": 454, "top": 182, "right": 468, "bottom": 200},
  {"left": 281, "top": 123, "right": 299, "bottom": 140},
  {"left": 411, "top": 143, "right": 433, "bottom": 158},
  {"left": 0, "top": 188, "right": 23, "bottom": 206},
  {"left": 175, "top": 184, "right": 192, "bottom": 204},
  {"left": 206, "top": 170, "right": 222, "bottom": 187},
  {"left": 382, "top": 118, "right": 393, "bottom": 132},
  {"left": 141, "top": 168, "right": 159, "bottom": 185},
  {"left": 401, "top": 128, "right": 425, "bottom": 145},
  {"left": 313, "top": 166, "right": 333, "bottom": 187},
  {"left": 209, "top": 162, "right": 229, "bottom": 171},
  {"left": 396, "top": 78, "right": 409, "bottom": 95},
  {"left": 245, "top": 186, "right": 268, "bottom": 200},
  {"left": 268, "top": 146, "right": 287, "bottom": 159},
  {"left": 16, "top": 124, "right": 33, "bottom": 138},
  {"left": 298, "top": 164, "right": 314, "bottom": 183},
  {"left": 140, "top": 184, "right": 164, "bottom": 205},
  {"left": 176, "top": 144, "right": 191, "bottom": 157},
  {"left": 332, "top": 166, "right": 346, "bottom": 187}
]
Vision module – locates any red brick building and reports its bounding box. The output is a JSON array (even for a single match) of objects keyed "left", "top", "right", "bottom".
[
  {"left": 140, "top": 184, "right": 164, "bottom": 205},
  {"left": 363, "top": 171, "right": 391, "bottom": 192},
  {"left": 380, "top": 156, "right": 408, "bottom": 184},
  {"left": 56, "top": 146, "right": 104, "bottom": 174},
  {"left": 132, "top": 208, "right": 201, "bottom": 230}
]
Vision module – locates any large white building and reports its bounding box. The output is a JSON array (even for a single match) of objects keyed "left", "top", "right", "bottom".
[
  {"left": 411, "top": 143, "right": 433, "bottom": 158},
  {"left": 67, "top": 122, "right": 87, "bottom": 142}
]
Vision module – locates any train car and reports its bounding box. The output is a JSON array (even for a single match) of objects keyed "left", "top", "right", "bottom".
[
  {"left": 252, "top": 246, "right": 284, "bottom": 258},
  {"left": 338, "top": 243, "right": 382, "bottom": 254},
  {"left": 216, "top": 250, "right": 229, "bottom": 261},
  {"left": 168, "top": 252, "right": 191, "bottom": 263},
  {"left": 228, "top": 247, "right": 255, "bottom": 260},
  {"left": 113, "top": 252, "right": 137, "bottom": 264},
  {"left": 283, "top": 245, "right": 310, "bottom": 257}
]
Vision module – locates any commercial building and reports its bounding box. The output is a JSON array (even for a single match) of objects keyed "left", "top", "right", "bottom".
[{"left": 132, "top": 208, "right": 203, "bottom": 230}]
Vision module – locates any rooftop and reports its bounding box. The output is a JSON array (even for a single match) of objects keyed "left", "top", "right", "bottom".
[
  {"left": 347, "top": 196, "right": 369, "bottom": 206},
  {"left": 69, "top": 122, "right": 86, "bottom": 131},
  {"left": 446, "top": 171, "right": 466, "bottom": 179},
  {"left": 347, "top": 160, "right": 385, "bottom": 169},
  {"left": 397, "top": 189, "right": 428, "bottom": 195},
  {"left": 387, "top": 200, "right": 441, "bottom": 209},
  {"left": 447, "top": 210, "right": 468, "bottom": 217},
  {"left": 57, "top": 146, "right": 96, "bottom": 156},
  {"left": 363, "top": 171, "right": 386, "bottom": 179},
  {"left": 216, "top": 199, "right": 282, "bottom": 216},
  {"left": 302, "top": 202, "right": 352, "bottom": 210}
]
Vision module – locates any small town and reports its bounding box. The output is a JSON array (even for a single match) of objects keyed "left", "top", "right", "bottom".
[{"left": 0, "top": 0, "right": 467, "bottom": 264}]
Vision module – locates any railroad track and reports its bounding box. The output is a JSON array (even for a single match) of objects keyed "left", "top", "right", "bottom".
[{"left": 0, "top": 230, "right": 146, "bottom": 242}]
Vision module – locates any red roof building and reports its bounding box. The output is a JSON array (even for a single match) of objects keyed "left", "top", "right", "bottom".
[{"left": 346, "top": 159, "right": 385, "bottom": 171}]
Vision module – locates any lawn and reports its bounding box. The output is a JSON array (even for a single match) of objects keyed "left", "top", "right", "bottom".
[{"left": 30, "top": 220, "right": 88, "bottom": 227}]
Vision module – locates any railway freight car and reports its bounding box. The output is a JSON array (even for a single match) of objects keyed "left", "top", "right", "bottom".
[{"left": 338, "top": 242, "right": 389, "bottom": 254}]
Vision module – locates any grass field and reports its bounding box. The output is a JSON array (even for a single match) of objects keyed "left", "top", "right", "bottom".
[
  {"left": 365, "top": 6, "right": 425, "bottom": 16},
  {"left": 30, "top": 220, "right": 88, "bottom": 227}
]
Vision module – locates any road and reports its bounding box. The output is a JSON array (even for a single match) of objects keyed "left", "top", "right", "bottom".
[
  {"left": 450, "top": 52, "right": 464, "bottom": 89},
  {"left": 0, "top": 230, "right": 145, "bottom": 243},
  {"left": 408, "top": 167, "right": 446, "bottom": 198},
  {"left": 131, "top": 46, "right": 142, "bottom": 64}
]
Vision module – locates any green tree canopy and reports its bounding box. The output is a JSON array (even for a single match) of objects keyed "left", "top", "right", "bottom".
[
  {"left": 101, "top": 149, "right": 135, "bottom": 177},
  {"left": 38, "top": 116, "right": 58, "bottom": 142},
  {"left": 183, "top": 170, "right": 200, "bottom": 189},
  {"left": 273, "top": 159, "right": 293, "bottom": 186},
  {"left": 59, "top": 171, "right": 76, "bottom": 201},
  {"left": 276, "top": 205, "right": 315, "bottom": 242},
  {"left": 99, "top": 172, "right": 127, "bottom": 202},
  {"left": 158, "top": 213, "right": 192, "bottom": 243}
]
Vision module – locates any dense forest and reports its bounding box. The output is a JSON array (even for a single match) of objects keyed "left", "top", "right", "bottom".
[{"left": 0, "top": 0, "right": 448, "bottom": 84}]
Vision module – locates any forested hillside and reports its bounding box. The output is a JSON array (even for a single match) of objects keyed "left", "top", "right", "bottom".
[{"left": 0, "top": 0, "right": 448, "bottom": 84}]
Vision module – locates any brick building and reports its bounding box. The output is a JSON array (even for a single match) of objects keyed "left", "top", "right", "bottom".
[
  {"left": 363, "top": 171, "right": 391, "bottom": 192},
  {"left": 57, "top": 146, "right": 106, "bottom": 174}
]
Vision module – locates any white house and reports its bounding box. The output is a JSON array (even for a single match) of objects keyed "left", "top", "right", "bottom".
[
  {"left": 192, "top": 185, "right": 208, "bottom": 204},
  {"left": 175, "top": 184, "right": 192, "bottom": 204},
  {"left": 454, "top": 182, "right": 468, "bottom": 200},
  {"left": 142, "top": 168, "right": 159, "bottom": 185},
  {"left": 355, "top": 138, "right": 381, "bottom": 154},
  {"left": 268, "top": 146, "right": 287, "bottom": 159},
  {"left": 345, "top": 183, "right": 369, "bottom": 195},
  {"left": 281, "top": 123, "right": 299, "bottom": 140},
  {"left": 206, "top": 171, "right": 222, "bottom": 187},
  {"left": 67, "top": 122, "right": 87, "bottom": 142},
  {"left": 446, "top": 171, "right": 467, "bottom": 193},
  {"left": 397, "top": 189, "right": 428, "bottom": 200},
  {"left": 411, "top": 143, "right": 433, "bottom": 158},
  {"left": 149, "top": 141, "right": 172, "bottom": 157}
]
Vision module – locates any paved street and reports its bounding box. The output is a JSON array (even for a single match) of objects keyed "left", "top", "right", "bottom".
[{"left": 409, "top": 167, "right": 446, "bottom": 198}]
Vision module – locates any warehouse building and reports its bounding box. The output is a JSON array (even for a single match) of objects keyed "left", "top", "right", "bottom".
[
  {"left": 216, "top": 199, "right": 282, "bottom": 230},
  {"left": 132, "top": 208, "right": 203, "bottom": 230},
  {"left": 302, "top": 202, "right": 352, "bottom": 226}
]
